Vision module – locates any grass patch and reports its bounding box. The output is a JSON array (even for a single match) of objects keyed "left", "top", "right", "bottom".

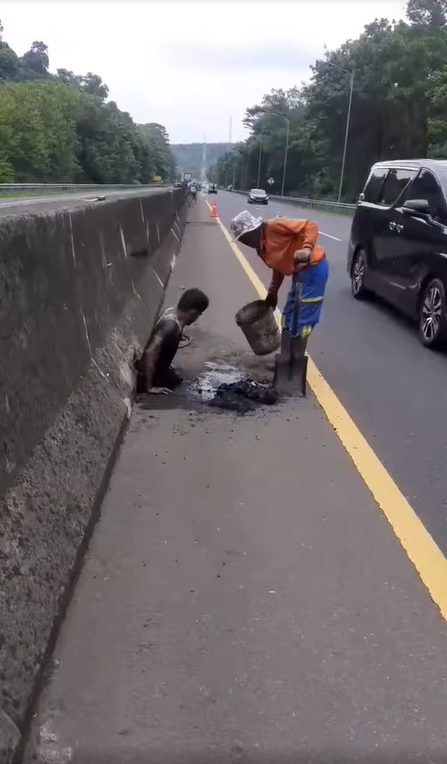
[{"left": 0, "top": 189, "right": 93, "bottom": 200}]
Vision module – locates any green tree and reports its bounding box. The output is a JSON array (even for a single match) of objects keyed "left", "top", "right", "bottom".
[
  {"left": 21, "top": 41, "right": 49, "bottom": 77},
  {"left": 0, "top": 27, "right": 177, "bottom": 185},
  {"left": 0, "top": 78, "right": 166, "bottom": 184},
  {"left": 56, "top": 68, "right": 82, "bottom": 86},
  {"left": 81, "top": 72, "right": 109, "bottom": 100},
  {"left": 211, "top": 0, "right": 447, "bottom": 202},
  {"left": 138, "top": 123, "right": 176, "bottom": 179},
  {"left": 406, "top": 0, "right": 447, "bottom": 27},
  {"left": 0, "top": 82, "right": 79, "bottom": 181},
  {"left": 0, "top": 41, "right": 21, "bottom": 81}
]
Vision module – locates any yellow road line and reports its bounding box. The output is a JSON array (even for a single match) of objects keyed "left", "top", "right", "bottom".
[{"left": 214, "top": 206, "right": 447, "bottom": 623}]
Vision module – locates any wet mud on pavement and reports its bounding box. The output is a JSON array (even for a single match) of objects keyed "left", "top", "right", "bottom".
[
  {"left": 137, "top": 324, "right": 282, "bottom": 417},
  {"left": 207, "top": 378, "right": 278, "bottom": 414}
]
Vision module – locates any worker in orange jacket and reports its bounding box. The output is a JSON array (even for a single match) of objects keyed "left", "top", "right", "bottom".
[{"left": 230, "top": 211, "right": 329, "bottom": 340}]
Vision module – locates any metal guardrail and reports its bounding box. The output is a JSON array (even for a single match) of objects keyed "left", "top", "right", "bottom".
[
  {"left": 226, "top": 188, "right": 356, "bottom": 216},
  {"left": 0, "top": 183, "right": 170, "bottom": 192}
]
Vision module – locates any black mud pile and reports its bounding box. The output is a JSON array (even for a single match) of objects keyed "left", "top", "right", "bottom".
[{"left": 209, "top": 379, "right": 278, "bottom": 414}]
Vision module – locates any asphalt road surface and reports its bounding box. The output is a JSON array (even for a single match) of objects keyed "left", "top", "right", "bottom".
[
  {"left": 0, "top": 186, "right": 172, "bottom": 217},
  {"left": 26, "top": 198, "right": 447, "bottom": 763}
]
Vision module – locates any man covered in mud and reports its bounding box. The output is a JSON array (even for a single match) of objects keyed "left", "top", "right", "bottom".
[
  {"left": 230, "top": 211, "right": 328, "bottom": 342},
  {"left": 134, "top": 288, "right": 209, "bottom": 395}
]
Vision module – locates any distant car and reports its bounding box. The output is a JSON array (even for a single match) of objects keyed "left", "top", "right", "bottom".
[
  {"left": 347, "top": 158, "right": 447, "bottom": 348},
  {"left": 248, "top": 188, "right": 268, "bottom": 204},
  {"left": 173, "top": 181, "right": 183, "bottom": 188},
  {"left": 226, "top": 185, "right": 233, "bottom": 191},
  {"left": 208, "top": 184, "right": 217, "bottom": 194}
]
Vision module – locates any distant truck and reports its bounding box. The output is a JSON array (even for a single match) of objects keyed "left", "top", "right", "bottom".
[{"left": 152, "top": 175, "right": 162, "bottom": 183}]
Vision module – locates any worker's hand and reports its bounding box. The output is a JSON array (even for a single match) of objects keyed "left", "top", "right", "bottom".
[
  {"left": 293, "top": 248, "right": 312, "bottom": 268},
  {"left": 265, "top": 289, "right": 278, "bottom": 310},
  {"left": 147, "top": 386, "right": 171, "bottom": 395}
]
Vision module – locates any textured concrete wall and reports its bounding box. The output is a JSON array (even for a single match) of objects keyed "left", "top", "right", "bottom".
[{"left": 0, "top": 189, "right": 186, "bottom": 763}]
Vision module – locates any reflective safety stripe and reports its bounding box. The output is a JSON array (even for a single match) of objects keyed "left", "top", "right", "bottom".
[
  {"left": 301, "top": 325, "right": 313, "bottom": 339},
  {"left": 301, "top": 296, "right": 324, "bottom": 304}
]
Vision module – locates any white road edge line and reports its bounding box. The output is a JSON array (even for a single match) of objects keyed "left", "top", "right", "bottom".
[
  {"left": 207, "top": 198, "right": 342, "bottom": 243},
  {"left": 320, "top": 230, "right": 342, "bottom": 242},
  {"left": 235, "top": 198, "right": 343, "bottom": 242}
]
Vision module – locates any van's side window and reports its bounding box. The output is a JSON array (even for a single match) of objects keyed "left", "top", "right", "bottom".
[
  {"left": 379, "top": 168, "right": 417, "bottom": 206},
  {"left": 362, "top": 167, "right": 389, "bottom": 203},
  {"left": 401, "top": 170, "right": 447, "bottom": 225}
]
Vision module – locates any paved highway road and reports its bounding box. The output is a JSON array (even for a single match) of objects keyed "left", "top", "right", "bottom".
[
  {"left": 27, "top": 199, "right": 447, "bottom": 763},
  {"left": 213, "top": 190, "right": 447, "bottom": 560},
  {"left": 0, "top": 186, "right": 172, "bottom": 217}
]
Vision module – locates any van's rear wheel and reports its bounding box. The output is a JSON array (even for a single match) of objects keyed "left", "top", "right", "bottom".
[
  {"left": 351, "top": 249, "right": 369, "bottom": 300},
  {"left": 419, "top": 278, "right": 447, "bottom": 349}
]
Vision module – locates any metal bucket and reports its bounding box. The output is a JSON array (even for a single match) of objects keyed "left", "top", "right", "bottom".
[{"left": 235, "top": 300, "right": 280, "bottom": 356}]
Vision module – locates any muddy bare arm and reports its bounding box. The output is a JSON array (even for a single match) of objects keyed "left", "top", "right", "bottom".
[
  {"left": 265, "top": 270, "right": 285, "bottom": 309},
  {"left": 143, "top": 334, "right": 170, "bottom": 394}
]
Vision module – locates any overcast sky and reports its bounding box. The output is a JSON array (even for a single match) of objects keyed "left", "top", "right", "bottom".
[{"left": 1, "top": 0, "right": 407, "bottom": 144}]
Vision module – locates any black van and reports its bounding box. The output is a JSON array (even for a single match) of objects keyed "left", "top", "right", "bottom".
[{"left": 347, "top": 159, "right": 447, "bottom": 348}]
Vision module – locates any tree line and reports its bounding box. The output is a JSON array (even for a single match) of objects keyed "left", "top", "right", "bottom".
[
  {"left": 0, "top": 23, "right": 175, "bottom": 184},
  {"left": 209, "top": 0, "right": 447, "bottom": 202}
]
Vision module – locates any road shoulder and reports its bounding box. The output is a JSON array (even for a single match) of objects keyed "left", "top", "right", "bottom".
[{"left": 27, "top": 199, "right": 447, "bottom": 764}]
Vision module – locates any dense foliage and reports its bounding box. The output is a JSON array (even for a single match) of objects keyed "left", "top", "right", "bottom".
[
  {"left": 0, "top": 23, "right": 175, "bottom": 183},
  {"left": 209, "top": 0, "right": 447, "bottom": 202},
  {"left": 171, "top": 143, "right": 233, "bottom": 180}
]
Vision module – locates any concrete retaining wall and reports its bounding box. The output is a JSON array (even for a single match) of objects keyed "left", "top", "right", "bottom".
[{"left": 0, "top": 189, "right": 186, "bottom": 762}]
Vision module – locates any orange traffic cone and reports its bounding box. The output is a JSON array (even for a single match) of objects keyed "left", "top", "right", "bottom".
[{"left": 210, "top": 202, "right": 217, "bottom": 219}]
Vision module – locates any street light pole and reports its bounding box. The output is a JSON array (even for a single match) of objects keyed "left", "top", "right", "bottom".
[
  {"left": 271, "top": 112, "right": 290, "bottom": 197},
  {"left": 256, "top": 137, "right": 262, "bottom": 187},
  {"left": 281, "top": 119, "right": 290, "bottom": 197},
  {"left": 325, "top": 60, "right": 354, "bottom": 203},
  {"left": 338, "top": 70, "right": 354, "bottom": 202}
]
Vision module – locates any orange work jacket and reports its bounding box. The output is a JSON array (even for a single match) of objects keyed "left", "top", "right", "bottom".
[{"left": 260, "top": 217, "right": 326, "bottom": 276}]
